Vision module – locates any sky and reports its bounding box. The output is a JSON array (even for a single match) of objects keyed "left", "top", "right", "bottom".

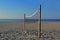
[{"left": 0, "top": 0, "right": 60, "bottom": 19}]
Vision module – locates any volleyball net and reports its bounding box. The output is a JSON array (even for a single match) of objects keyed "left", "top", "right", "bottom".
[{"left": 24, "top": 5, "right": 41, "bottom": 38}]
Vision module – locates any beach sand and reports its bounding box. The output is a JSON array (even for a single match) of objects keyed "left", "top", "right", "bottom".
[
  {"left": 0, "top": 22, "right": 60, "bottom": 32},
  {"left": 0, "top": 22, "right": 60, "bottom": 40},
  {"left": 41, "top": 22, "right": 60, "bottom": 31},
  {"left": 0, "top": 22, "right": 24, "bottom": 32}
]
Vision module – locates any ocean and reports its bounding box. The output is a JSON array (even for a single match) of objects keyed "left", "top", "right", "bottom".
[
  {"left": 0, "top": 19, "right": 23, "bottom": 22},
  {"left": 0, "top": 19, "right": 60, "bottom": 22}
]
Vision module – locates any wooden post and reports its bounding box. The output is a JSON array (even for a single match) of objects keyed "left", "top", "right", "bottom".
[
  {"left": 24, "top": 14, "right": 26, "bottom": 31},
  {"left": 38, "top": 4, "right": 41, "bottom": 38}
]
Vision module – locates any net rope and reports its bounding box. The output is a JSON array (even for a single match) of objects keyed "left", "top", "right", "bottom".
[{"left": 25, "top": 9, "right": 40, "bottom": 19}]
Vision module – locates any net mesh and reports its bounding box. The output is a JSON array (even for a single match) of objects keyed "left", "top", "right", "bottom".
[
  {"left": 24, "top": 7, "right": 40, "bottom": 30},
  {"left": 26, "top": 7, "right": 40, "bottom": 19},
  {"left": 24, "top": 8, "right": 40, "bottom": 22},
  {"left": 25, "top": 10, "right": 39, "bottom": 19}
]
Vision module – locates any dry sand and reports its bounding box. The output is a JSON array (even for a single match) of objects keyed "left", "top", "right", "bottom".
[
  {"left": 0, "top": 22, "right": 38, "bottom": 32},
  {"left": 42, "top": 22, "right": 60, "bottom": 31},
  {"left": 0, "top": 22, "right": 60, "bottom": 32},
  {"left": 0, "top": 22, "right": 60, "bottom": 40},
  {"left": 0, "top": 22, "right": 23, "bottom": 32},
  {"left": 25, "top": 22, "right": 60, "bottom": 31}
]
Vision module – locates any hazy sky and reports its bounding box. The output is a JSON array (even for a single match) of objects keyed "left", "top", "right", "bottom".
[{"left": 0, "top": 0, "right": 60, "bottom": 19}]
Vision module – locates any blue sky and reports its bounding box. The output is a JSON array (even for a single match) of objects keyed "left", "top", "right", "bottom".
[{"left": 0, "top": 0, "right": 60, "bottom": 19}]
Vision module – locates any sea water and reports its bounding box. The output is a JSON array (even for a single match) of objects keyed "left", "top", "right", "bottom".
[{"left": 0, "top": 19, "right": 60, "bottom": 22}]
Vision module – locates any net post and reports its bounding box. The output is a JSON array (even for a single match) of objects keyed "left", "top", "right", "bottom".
[
  {"left": 24, "top": 14, "right": 26, "bottom": 31},
  {"left": 38, "top": 4, "right": 41, "bottom": 38}
]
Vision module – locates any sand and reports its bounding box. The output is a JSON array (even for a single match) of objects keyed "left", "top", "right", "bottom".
[
  {"left": 0, "top": 22, "right": 60, "bottom": 40},
  {"left": 42, "top": 22, "right": 60, "bottom": 31},
  {"left": 0, "top": 22, "right": 23, "bottom": 32},
  {"left": 0, "top": 22, "right": 38, "bottom": 32},
  {"left": 0, "top": 22, "right": 60, "bottom": 32}
]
